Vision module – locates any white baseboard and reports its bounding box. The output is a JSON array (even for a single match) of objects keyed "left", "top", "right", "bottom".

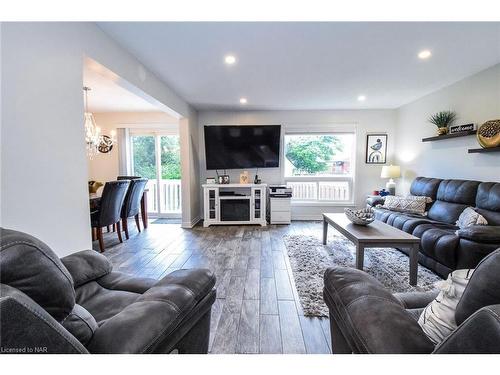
[
  {"left": 182, "top": 216, "right": 201, "bottom": 228},
  {"left": 291, "top": 214, "right": 323, "bottom": 221}
]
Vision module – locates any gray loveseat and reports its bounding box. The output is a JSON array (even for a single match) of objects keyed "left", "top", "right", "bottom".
[{"left": 0, "top": 228, "right": 216, "bottom": 354}]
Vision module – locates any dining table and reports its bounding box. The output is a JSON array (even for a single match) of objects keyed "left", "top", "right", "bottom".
[{"left": 89, "top": 188, "right": 149, "bottom": 229}]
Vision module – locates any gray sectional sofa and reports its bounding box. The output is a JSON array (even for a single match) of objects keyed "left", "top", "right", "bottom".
[{"left": 368, "top": 177, "right": 500, "bottom": 277}]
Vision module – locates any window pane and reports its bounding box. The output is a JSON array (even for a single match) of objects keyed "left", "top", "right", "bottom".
[
  {"left": 131, "top": 135, "right": 157, "bottom": 179},
  {"left": 131, "top": 135, "right": 157, "bottom": 213},
  {"left": 284, "top": 134, "right": 354, "bottom": 177},
  {"left": 159, "top": 135, "right": 181, "bottom": 214}
]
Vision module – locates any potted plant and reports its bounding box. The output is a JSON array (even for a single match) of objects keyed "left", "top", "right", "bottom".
[{"left": 428, "top": 111, "right": 457, "bottom": 136}]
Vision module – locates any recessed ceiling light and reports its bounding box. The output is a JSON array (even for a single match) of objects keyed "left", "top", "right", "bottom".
[
  {"left": 239, "top": 98, "right": 248, "bottom": 104},
  {"left": 418, "top": 50, "right": 432, "bottom": 59},
  {"left": 224, "top": 55, "right": 236, "bottom": 65},
  {"left": 357, "top": 95, "right": 366, "bottom": 102}
]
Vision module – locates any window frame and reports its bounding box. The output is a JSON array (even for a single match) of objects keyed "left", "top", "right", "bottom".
[{"left": 281, "top": 124, "right": 357, "bottom": 206}]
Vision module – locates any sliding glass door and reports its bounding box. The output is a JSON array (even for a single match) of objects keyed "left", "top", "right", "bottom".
[{"left": 130, "top": 132, "right": 181, "bottom": 218}]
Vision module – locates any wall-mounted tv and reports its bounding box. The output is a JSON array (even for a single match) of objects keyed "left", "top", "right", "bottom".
[{"left": 204, "top": 125, "right": 281, "bottom": 170}]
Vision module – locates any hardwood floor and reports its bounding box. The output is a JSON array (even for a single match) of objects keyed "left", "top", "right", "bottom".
[{"left": 94, "top": 220, "right": 332, "bottom": 354}]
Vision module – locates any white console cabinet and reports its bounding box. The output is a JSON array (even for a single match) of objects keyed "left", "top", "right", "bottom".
[{"left": 202, "top": 184, "right": 267, "bottom": 227}]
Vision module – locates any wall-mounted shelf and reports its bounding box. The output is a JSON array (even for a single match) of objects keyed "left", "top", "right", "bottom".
[
  {"left": 422, "top": 130, "right": 477, "bottom": 142},
  {"left": 468, "top": 146, "right": 500, "bottom": 154}
]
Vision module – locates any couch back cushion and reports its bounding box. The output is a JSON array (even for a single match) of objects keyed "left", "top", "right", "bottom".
[
  {"left": 410, "top": 177, "right": 443, "bottom": 200},
  {"left": 427, "top": 179, "right": 481, "bottom": 224},
  {"left": 0, "top": 227, "right": 75, "bottom": 322},
  {"left": 455, "top": 248, "right": 500, "bottom": 325},
  {"left": 475, "top": 182, "right": 500, "bottom": 225}
]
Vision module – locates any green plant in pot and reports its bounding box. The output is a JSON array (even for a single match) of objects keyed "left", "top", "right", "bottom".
[{"left": 428, "top": 110, "right": 457, "bottom": 136}]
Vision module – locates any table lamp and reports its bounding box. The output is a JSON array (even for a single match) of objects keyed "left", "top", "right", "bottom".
[{"left": 381, "top": 165, "right": 400, "bottom": 195}]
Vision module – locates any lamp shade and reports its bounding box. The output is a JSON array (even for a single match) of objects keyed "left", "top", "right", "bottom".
[{"left": 381, "top": 165, "right": 401, "bottom": 179}]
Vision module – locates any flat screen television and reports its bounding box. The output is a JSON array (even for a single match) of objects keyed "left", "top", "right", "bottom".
[{"left": 204, "top": 125, "right": 281, "bottom": 170}]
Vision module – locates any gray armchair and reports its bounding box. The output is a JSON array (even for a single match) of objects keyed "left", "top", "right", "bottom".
[
  {"left": 0, "top": 228, "right": 216, "bottom": 354},
  {"left": 323, "top": 248, "right": 500, "bottom": 354}
]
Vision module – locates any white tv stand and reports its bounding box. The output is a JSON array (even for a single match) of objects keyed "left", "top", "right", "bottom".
[{"left": 202, "top": 183, "right": 267, "bottom": 227}]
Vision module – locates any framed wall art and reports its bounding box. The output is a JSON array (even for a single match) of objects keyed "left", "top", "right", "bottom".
[{"left": 366, "top": 134, "right": 387, "bottom": 164}]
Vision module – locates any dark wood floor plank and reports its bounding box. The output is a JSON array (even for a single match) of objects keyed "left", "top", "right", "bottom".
[
  {"left": 274, "top": 269, "right": 294, "bottom": 300},
  {"left": 225, "top": 276, "right": 246, "bottom": 313},
  {"left": 299, "top": 316, "right": 331, "bottom": 354},
  {"left": 102, "top": 220, "right": 332, "bottom": 355},
  {"left": 210, "top": 306, "right": 240, "bottom": 354},
  {"left": 236, "top": 299, "right": 260, "bottom": 354},
  {"left": 278, "top": 300, "right": 306, "bottom": 354},
  {"left": 243, "top": 268, "right": 260, "bottom": 300},
  {"left": 209, "top": 298, "right": 224, "bottom": 352},
  {"left": 260, "top": 277, "right": 278, "bottom": 315},
  {"left": 259, "top": 314, "right": 282, "bottom": 354}
]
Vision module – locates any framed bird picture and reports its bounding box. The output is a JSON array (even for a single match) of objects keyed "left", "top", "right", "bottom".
[{"left": 366, "top": 134, "right": 387, "bottom": 164}]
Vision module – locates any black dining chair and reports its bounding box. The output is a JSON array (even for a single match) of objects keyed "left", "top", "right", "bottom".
[
  {"left": 90, "top": 180, "right": 130, "bottom": 252},
  {"left": 117, "top": 175, "right": 141, "bottom": 180},
  {"left": 121, "top": 178, "right": 148, "bottom": 239}
]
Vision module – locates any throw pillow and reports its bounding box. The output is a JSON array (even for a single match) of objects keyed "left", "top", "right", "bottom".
[
  {"left": 382, "top": 195, "right": 426, "bottom": 215},
  {"left": 406, "top": 195, "right": 433, "bottom": 204},
  {"left": 456, "top": 207, "right": 488, "bottom": 229},
  {"left": 418, "top": 269, "right": 474, "bottom": 345}
]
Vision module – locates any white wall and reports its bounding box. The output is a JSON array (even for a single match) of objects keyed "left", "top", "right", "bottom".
[
  {"left": 198, "top": 110, "right": 397, "bottom": 219},
  {"left": 180, "top": 110, "right": 201, "bottom": 227},
  {"left": 1, "top": 22, "right": 198, "bottom": 256},
  {"left": 395, "top": 64, "right": 500, "bottom": 194}
]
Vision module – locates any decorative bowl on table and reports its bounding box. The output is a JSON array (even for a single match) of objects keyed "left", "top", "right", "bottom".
[{"left": 344, "top": 207, "right": 375, "bottom": 226}]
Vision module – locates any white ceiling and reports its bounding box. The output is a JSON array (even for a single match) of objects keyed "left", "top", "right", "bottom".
[
  {"left": 98, "top": 22, "right": 500, "bottom": 110},
  {"left": 83, "top": 66, "right": 160, "bottom": 112}
]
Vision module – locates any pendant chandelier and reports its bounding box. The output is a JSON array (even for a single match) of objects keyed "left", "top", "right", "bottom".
[{"left": 83, "top": 86, "right": 101, "bottom": 159}]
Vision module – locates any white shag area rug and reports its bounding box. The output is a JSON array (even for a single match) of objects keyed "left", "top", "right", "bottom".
[{"left": 284, "top": 231, "right": 441, "bottom": 317}]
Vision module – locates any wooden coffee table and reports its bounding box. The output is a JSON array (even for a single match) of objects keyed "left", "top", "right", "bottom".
[{"left": 322, "top": 213, "right": 420, "bottom": 286}]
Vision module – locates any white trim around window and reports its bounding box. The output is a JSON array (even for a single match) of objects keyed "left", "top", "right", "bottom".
[{"left": 281, "top": 123, "right": 357, "bottom": 206}]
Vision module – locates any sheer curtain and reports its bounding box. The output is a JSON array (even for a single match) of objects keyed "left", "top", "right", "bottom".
[{"left": 117, "top": 128, "right": 131, "bottom": 176}]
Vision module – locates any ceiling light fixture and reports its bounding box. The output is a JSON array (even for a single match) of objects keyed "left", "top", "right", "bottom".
[
  {"left": 83, "top": 86, "right": 116, "bottom": 159},
  {"left": 357, "top": 95, "right": 366, "bottom": 102},
  {"left": 239, "top": 98, "right": 248, "bottom": 104},
  {"left": 224, "top": 54, "right": 236, "bottom": 65},
  {"left": 418, "top": 50, "right": 432, "bottom": 59},
  {"left": 83, "top": 86, "right": 100, "bottom": 159}
]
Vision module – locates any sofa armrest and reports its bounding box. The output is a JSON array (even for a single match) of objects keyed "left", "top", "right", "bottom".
[
  {"left": 393, "top": 291, "right": 440, "bottom": 309},
  {"left": 456, "top": 226, "right": 500, "bottom": 244},
  {"left": 61, "top": 250, "right": 112, "bottom": 287},
  {"left": 88, "top": 269, "right": 216, "bottom": 353},
  {"left": 96, "top": 271, "right": 156, "bottom": 294},
  {"left": 323, "top": 266, "right": 435, "bottom": 353},
  {"left": 434, "top": 304, "right": 500, "bottom": 354},
  {"left": 0, "top": 284, "right": 88, "bottom": 353}
]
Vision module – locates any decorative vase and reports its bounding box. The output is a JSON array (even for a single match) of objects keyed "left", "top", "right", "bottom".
[
  {"left": 437, "top": 127, "right": 448, "bottom": 136},
  {"left": 88, "top": 180, "right": 103, "bottom": 194},
  {"left": 477, "top": 119, "right": 500, "bottom": 148}
]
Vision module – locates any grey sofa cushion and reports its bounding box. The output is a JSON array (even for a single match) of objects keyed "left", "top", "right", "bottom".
[
  {"left": 455, "top": 248, "right": 500, "bottom": 326},
  {"left": 323, "top": 266, "right": 435, "bottom": 353},
  {"left": 0, "top": 228, "right": 75, "bottom": 322},
  {"left": 61, "top": 250, "right": 112, "bottom": 288},
  {"left": 427, "top": 180, "right": 481, "bottom": 224},
  {"left": 457, "top": 226, "right": 500, "bottom": 243},
  {"left": 87, "top": 268, "right": 216, "bottom": 353},
  {"left": 475, "top": 182, "right": 500, "bottom": 225},
  {"left": 410, "top": 177, "right": 442, "bottom": 201}
]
